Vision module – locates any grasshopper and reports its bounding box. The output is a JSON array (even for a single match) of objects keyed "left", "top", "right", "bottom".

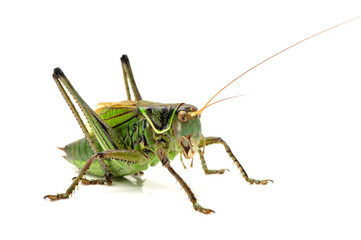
[{"left": 44, "top": 16, "right": 360, "bottom": 214}]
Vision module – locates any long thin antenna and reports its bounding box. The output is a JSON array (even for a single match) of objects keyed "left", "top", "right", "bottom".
[
  {"left": 198, "top": 95, "right": 246, "bottom": 111},
  {"left": 199, "top": 15, "right": 361, "bottom": 114},
  {"left": 189, "top": 95, "right": 248, "bottom": 117}
]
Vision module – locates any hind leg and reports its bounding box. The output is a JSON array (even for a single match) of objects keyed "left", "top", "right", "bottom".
[{"left": 44, "top": 150, "right": 149, "bottom": 200}]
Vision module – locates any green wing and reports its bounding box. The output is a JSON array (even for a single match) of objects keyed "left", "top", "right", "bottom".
[{"left": 95, "top": 101, "right": 139, "bottom": 129}]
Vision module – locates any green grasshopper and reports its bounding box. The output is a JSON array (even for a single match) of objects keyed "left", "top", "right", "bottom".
[
  {"left": 44, "top": 16, "right": 360, "bottom": 214},
  {"left": 44, "top": 55, "right": 272, "bottom": 214}
]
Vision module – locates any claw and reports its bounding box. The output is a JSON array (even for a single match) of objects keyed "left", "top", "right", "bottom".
[{"left": 193, "top": 203, "right": 215, "bottom": 214}]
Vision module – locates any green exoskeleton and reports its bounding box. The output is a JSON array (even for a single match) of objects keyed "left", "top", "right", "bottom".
[
  {"left": 44, "top": 16, "right": 360, "bottom": 214},
  {"left": 44, "top": 55, "right": 272, "bottom": 214}
]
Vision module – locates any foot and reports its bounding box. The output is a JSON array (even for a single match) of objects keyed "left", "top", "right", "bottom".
[
  {"left": 72, "top": 177, "right": 112, "bottom": 186},
  {"left": 204, "top": 168, "right": 229, "bottom": 175},
  {"left": 193, "top": 203, "right": 215, "bottom": 214},
  {"left": 247, "top": 178, "right": 273, "bottom": 185},
  {"left": 43, "top": 193, "right": 69, "bottom": 201}
]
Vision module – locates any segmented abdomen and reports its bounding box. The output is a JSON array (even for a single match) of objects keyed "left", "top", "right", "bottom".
[
  {"left": 63, "top": 137, "right": 154, "bottom": 177},
  {"left": 64, "top": 137, "right": 104, "bottom": 176}
]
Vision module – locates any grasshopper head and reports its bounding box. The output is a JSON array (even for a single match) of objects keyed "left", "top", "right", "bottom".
[{"left": 172, "top": 104, "right": 202, "bottom": 159}]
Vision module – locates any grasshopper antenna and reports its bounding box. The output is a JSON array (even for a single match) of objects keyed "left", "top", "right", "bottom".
[
  {"left": 193, "top": 15, "right": 361, "bottom": 116},
  {"left": 189, "top": 95, "right": 247, "bottom": 117}
]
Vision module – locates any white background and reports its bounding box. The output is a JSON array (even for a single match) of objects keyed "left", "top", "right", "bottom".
[{"left": 1, "top": 1, "right": 361, "bottom": 239}]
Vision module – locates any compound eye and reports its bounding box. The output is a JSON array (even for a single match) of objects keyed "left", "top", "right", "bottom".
[{"left": 178, "top": 110, "right": 188, "bottom": 122}]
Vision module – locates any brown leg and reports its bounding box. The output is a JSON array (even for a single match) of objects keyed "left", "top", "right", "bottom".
[
  {"left": 44, "top": 154, "right": 97, "bottom": 200},
  {"left": 157, "top": 149, "right": 214, "bottom": 214}
]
